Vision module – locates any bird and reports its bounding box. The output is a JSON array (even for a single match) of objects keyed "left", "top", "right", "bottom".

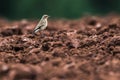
[{"left": 33, "top": 14, "right": 50, "bottom": 35}]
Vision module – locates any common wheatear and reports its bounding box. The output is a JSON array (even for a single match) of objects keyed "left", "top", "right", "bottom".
[{"left": 33, "top": 14, "right": 49, "bottom": 35}]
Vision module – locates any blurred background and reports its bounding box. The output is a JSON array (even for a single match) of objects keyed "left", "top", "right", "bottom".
[{"left": 0, "top": 0, "right": 120, "bottom": 19}]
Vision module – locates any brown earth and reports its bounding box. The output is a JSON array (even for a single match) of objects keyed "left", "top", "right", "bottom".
[{"left": 0, "top": 15, "right": 120, "bottom": 80}]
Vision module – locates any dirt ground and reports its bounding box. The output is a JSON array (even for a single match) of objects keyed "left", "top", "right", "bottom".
[{"left": 0, "top": 15, "right": 120, "bottom": 80}]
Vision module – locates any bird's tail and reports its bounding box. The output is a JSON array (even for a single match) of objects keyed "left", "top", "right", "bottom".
[
  {"left": 32, "top": 30, "right": 36, "bottom": 35},
  {"left": 32, "top": 27, "right": 40, "bottom": 35}
]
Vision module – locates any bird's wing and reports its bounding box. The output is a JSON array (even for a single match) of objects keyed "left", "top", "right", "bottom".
[
  {"left": 33, "top": 20, "right": 45, "bottom": 33},
  {"left": 33, "top": 25, "right": 42, "bottom": 33}
]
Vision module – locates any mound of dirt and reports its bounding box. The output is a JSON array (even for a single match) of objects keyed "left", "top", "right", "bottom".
[{"left": 0, "top": 15, "right": 120, "bottom": 80}]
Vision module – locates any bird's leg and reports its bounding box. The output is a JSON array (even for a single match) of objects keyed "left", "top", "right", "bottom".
[{"left": 40, "top": 31, "right": 45, "bottom": 38}]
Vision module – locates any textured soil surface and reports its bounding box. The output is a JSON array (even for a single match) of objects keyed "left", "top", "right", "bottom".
[{"left": 0, "top": 15, "right": 120, "bottom": 80}]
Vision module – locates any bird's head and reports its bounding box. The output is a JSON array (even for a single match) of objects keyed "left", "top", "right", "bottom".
[{"left": 42, "top": 14, "right": 50, "bottom": 19}]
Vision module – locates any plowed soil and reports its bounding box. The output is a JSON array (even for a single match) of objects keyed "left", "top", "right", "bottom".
[{"left": 0, "top": 15, "right": 120, "bottom": 80}]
